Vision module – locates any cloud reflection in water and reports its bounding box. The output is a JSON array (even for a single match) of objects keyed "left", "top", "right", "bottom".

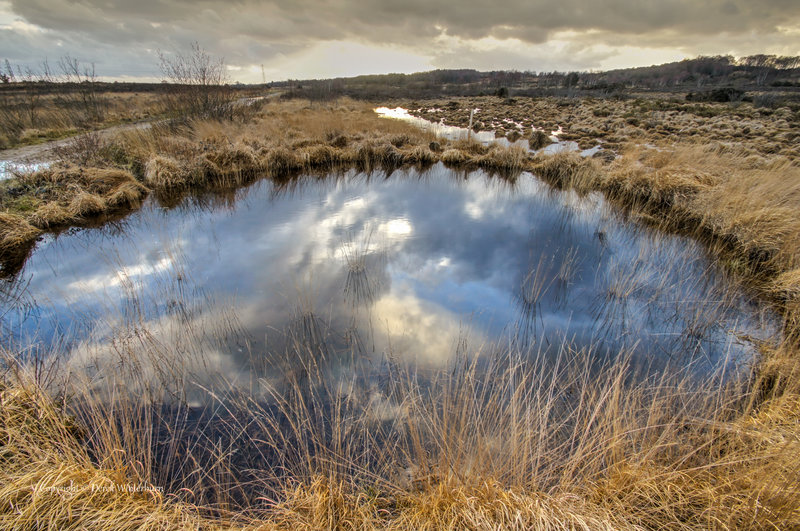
[{"left": 0, "top": 164, "right": 775, "bottom": 397}]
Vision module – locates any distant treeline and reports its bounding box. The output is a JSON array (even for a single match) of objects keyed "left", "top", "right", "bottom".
[
  {"left": 2, "top": 53, "right": 798, "bottom": 103},
  {"left": 276, "top": 55, "right": 800, "bottom": 101}
]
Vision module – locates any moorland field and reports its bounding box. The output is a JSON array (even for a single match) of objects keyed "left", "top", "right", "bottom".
[{"left": 1, "top": 55, "right": 799, "bottom": 529}]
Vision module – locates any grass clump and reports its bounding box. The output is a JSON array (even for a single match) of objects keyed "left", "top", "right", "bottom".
[
  {"left": 144, "top": 155, "right": 190, "bottom": 189},
  {"left": 0, "top": 378, "right": 210, "bottom": 530},
  {"left": 529, "top": 129, "right": 552, "bottom": 150},
  {"left": 479, "top": 144, "right": 529, "bottom": 173},
  {"left": 530, "top": 151, "right": 601, "bottom": 194},
  {"left": 440, "top": 148, "right": 471, "bottom": 166},
  {"left": 67, "top": 191, "right": 107, "bottom": 218},
  {"left": 0, "top": 213, "right": 41, "bottom": 254},
  {"left": 27, "top": 202, "right": 70, "bottom": 229}
]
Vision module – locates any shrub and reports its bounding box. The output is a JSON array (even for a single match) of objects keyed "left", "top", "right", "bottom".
[{"left": 158, "top": 42, "right": 235, "bottom": 119}]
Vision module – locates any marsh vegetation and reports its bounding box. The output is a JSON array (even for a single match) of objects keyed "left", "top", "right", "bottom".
[{"left": 1, "top": 58, "right": 800, "bottom": 528}]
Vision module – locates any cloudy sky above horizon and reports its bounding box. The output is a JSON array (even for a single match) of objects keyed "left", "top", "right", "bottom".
[{"left": 2, "top": 0, "right": 799, "bottom": 83}]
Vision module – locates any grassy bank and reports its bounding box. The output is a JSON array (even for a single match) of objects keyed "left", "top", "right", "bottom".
[
  {"left": 1, "top": 96, "right": 800, "bottom": 528},
  {"left": 4, "top": 334, "right": 798, "bottom": 529},
  {"left": 3, "top": 328, "right": 799, "bottom": 529}
]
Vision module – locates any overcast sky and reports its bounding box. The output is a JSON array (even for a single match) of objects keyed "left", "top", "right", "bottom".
[{"left": 2, "top": 0, "right": 799, "bottom": 83}]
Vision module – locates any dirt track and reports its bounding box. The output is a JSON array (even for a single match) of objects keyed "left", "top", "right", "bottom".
[
  {"left": 0, "top": 94, "right": 279, "bottom": 170},
  {"left": 0, "top": 121, "right": 152, "bottom": 165}
]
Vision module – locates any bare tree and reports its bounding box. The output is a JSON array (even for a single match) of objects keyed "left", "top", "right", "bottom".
[
  {"left": 17, "top": 63, "right": 45, "bottom": 127},
  {"left": 1, "top": 59, "right": 14, "bottom": 84},
  {"left": 57, "top": 54, "right": 104, "bottom": 124},
  {"left": 158, "top": 42, "right": 233, "bottom": 118},
  {"left": 0, "top": 59, "right": 52, "bottom": 135}
]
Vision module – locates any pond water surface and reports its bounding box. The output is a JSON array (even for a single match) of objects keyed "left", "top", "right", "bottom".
[{"left": 0, "top": 164, "right": 775, "bottom": 402}]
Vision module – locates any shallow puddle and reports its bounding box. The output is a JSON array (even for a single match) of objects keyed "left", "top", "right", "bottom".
[
  {"left": 375, "top": 106, "right": 599, "bottom": 156},
  {"left": 0, "top": 160, "right": 52, "bottom": 180}
]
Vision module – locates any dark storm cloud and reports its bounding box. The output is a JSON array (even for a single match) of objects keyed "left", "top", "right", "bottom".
[
  {"left": 2, "top": 0, "right": 799, "bottom": 79},
  {"left": 10, "top": 0, "right": 800, "bottom": 49}
]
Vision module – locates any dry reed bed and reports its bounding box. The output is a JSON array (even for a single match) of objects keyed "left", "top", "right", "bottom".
[
  {"left": 3, "top": 333, "right": 798, "bottom": 529},
  {"left": 2, "top": 97, "right": 800, "bottom": 529},
  {"left": 0, "top": 380, "right": 216, "bottom": 530}
]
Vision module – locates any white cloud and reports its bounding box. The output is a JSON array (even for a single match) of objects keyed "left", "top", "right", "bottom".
[{"left": 259, "top": 40, "right": 432, "bottom": 81}]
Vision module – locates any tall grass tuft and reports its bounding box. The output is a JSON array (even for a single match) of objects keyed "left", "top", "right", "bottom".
[
  {"left": 0, "top": 213, "right": 41, "bottom": 253},
  {"left": 0, "top": 371, "right": 211, "bottom": 529},
  {"left": 531, "top": 152, "right": 601, "bottom": 194},
  {"left": 144, "top": 155, "right": 188, "bottom": 189}
]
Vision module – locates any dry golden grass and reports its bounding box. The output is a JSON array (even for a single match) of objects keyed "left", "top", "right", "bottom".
[
  {"left": 479, "top": 144, "right": 529, "bottom": 173},
  {"left": 270, "top": 476, "right": 624, "bottom": 530},
  {"left": 440, "top": 148, "right": 470, "bottom": 165},
  {"left": 2, "top": 96, "right": 800, "bottom": 529},
  {"left": 597, "top": 144, "right": 800, "bottom": 296},
  {"left": 67, "top": 191, "right": 107, "bottom": 217},
  {"left": 592, "top": 393, "right": 800, "bottom": 528},
  {"left": 0, "top": 212, "right": 41, "bottom": 253},
  {"left": 122, "top": 98, "right": 441, "bottom": 184},
  {"left": 0, "top": 379, "right": 217, "bottom": 530},
  {"left": 144, "top": 154, "right": 187, "bottom": 188},
  {"left": 529, "top": 129, "right": 552, "bottom": 151},
  {"left": 771, "top": 269, "right": 800, "bottom": 331},
  {"left": 0, "top": 90, "right": 164, "bottom": 150},
  {"left": 107, "top": 181, "right": 147, "bottom": 207},
  {"left": 27, "top": 201, "right": 70, "bottom": 228},
  {"left": 1, "top": 166, "right": 147, "bottom": 241},
  {"left": 690, "top": 154, "right": 800, "bottom": 270},
  {"left": 529, "top": 151, "right": 601, "bottom": 194},
  {"left": 605, "top": 147, "right": 719, "bottom": 206}
]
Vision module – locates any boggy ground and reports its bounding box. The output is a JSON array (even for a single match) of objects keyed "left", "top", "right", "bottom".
[
  {"left": 396, "top": 95, "right": 800, "bottom": 158},
  {"left": 1, "top": 96, "right": 800, "bottom": 529}
]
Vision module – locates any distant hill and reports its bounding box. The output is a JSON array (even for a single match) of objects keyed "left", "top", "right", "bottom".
[{"left": 275, "top": 55, "right": 800, "bottom": 101}]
